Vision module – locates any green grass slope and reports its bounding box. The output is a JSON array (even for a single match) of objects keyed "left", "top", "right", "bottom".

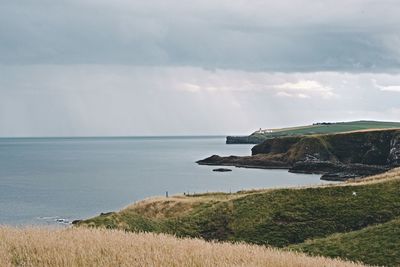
[
  {"left": 291, "top": 218, "right": 400, "bottom": 266},
  {"left": 78, "top": 170, "right": 400, "bottom": 266},
  {"left": 227, "top": 120, "right": 400, "bottom": 144}
]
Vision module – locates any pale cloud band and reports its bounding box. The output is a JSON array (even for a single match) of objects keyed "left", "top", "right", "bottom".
[
  {"left": 273, "top": 80, "right": 336, "bottom": 99},
  {"left": 179, "top": 78, "right": 336, "bottom": 99},
  {"left": 1, "top": 65, "right": 400, "bottom": 136},
  {"left": 373, "top": 79, "right": 400, "bottom": 92}
]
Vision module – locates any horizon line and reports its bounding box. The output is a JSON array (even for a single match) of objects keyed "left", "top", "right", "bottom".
[{"left": 0, "top": 134, "right": 230, "bottom": 139}]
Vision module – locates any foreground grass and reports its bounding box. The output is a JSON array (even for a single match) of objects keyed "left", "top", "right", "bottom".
[
  {"left": 0, "top": 227, "right": 364, "bottom": 267},
  {"left": 80, "top": 169, "right": 400, "bottom": 247},
  {"left": 79, "top": 168, "right": 400, "bottom": 266},
  {"left": 291, "top": 218, "right": 400, "bottom": 267}
]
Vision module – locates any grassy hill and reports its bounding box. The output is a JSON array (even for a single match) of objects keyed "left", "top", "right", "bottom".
[
  {"left": 290, "top": 218, "right": 400, "bottom": 266},
  {"left": 227, "top": 120, "right": 400, "bottom": 144},
  {"left": 0, "top": 227, "right": 363, "bottom": 267},
  {"left": 78, "top": 169, "right": 400, "bottom": 266}
]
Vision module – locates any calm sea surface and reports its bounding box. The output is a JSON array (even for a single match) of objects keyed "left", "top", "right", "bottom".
[{"left": 0, "top": 136, "right": 326, "bottom": 225}]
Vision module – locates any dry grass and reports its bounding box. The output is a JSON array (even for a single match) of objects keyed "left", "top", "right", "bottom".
[
  {"left": 123, "top": 197, "right": 208, "bottom": 219},
  {"left": 287, "top": 167, "right": 400, "bottom": 189},
  {"left": 123, "top": 192, "right": 248, "bottom": 219},
  {"left": 120, "top": 167, "right": 400, "bottom": 218},
  {"left": 346, "top": 167, "right": 400, "bottom": 184},
  {"left": 0, "top": 227, "right": 365, "bottom": 267}
]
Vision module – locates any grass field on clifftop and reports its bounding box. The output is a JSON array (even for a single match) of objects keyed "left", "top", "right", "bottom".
[
  {"left": 79, "top": 169, "right": 400, "bottom": 266},
  {"left": 232, "top": 120, "right": 400, "bottom": 143}
]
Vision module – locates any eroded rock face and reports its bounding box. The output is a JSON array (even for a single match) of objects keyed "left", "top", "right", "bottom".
[
  {"left": 363, "top": 145, "right": 386, "bottom": 165},
  {"left": 290, "top": 161, "right": 389, "bottom": 181},
  {"left": 388, "top": 134, "right": 400, "bottom": 166},
  {"left": 199, "top": 129, "right": 400, "bottom": 181}
]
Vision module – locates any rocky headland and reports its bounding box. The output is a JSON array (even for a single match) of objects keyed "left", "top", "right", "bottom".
[
  {"left": 199, "top": 129, "right": 400, "bottom": 181},
  {"left": 226, "top": 120, "right": 400, "bottom": 144}
]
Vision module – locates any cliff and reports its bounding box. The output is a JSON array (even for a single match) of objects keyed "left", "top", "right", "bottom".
[{"left": 199, "top": 129, "right": 400, "bottom": 180}]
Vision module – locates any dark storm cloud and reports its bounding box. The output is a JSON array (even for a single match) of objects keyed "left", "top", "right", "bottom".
[{"left": 1, "top": 0, "right": 400, "bottom": 72}]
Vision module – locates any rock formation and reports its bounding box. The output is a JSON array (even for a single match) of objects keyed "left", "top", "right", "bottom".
[{"left": 198, "top": 129, "right": 400, "bottom": 181}]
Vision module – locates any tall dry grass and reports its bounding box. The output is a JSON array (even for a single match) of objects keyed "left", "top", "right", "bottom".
[{"left": 0, "top": 227, "right": 365, "bottom": 267}]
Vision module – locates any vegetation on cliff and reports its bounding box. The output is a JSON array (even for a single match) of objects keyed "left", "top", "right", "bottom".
[
  {"left": 290, "top": 218, "right": 400, "bottom": 266},
  {"left": 78, "top": 168, "right": 400, "bottom": 266},
  {"left": 227, "top": 120, "right": 400, "bottom": 144}
]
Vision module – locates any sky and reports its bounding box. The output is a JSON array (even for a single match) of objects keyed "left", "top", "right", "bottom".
[{"left": 1, "top": 0, "right": 400, "bottom": 137}]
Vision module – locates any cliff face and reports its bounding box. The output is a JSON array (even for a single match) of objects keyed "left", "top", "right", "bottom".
[
  {"left": 251, "top": 129, "right": 400, "bottom": 166},
  {"left": 388, "top": 134, "right": 400, "bottom": 165},
  {"left": 199, "top": 129, "right": 400, "bottom": 180}
]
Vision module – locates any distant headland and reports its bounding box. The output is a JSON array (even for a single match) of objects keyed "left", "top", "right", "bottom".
[
  {"left": 199, "top": 121, "right": 400, "bottom": 181},
  {"left": 226, "top": 120, "right": 400, "bottom": 144}
]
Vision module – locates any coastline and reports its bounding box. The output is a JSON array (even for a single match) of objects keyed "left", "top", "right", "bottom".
[
  {"left": 198, "top": 129, "right": 400, "bottom": 181},
  {"left": 75, "top": 168, "right": 400, "bottom": 266}
]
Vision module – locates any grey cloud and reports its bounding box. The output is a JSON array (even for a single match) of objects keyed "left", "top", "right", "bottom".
[
  {"left": 1, "top": 0, "right": 400, "bottom": 72},
  {"left": 2, "top": 1, "right": 400, "bottom": 137}
]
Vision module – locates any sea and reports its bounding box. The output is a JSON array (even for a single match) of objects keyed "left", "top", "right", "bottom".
[{"left": 0, "top": 136, "right": 327, "bottom": 225}]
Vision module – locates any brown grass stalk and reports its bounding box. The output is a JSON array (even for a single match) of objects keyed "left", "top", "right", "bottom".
[{"left": 0, "top": 227, "right": 366, "bottom": 267}]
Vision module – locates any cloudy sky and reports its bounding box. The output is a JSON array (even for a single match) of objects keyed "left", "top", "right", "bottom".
[{"left": 1, "top": 0, "right": 400, "bottom": 137}]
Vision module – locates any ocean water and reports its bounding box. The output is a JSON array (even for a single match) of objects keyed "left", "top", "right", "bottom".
[{"left": 0, "top": 136, "right": 326, "bottom": 225}]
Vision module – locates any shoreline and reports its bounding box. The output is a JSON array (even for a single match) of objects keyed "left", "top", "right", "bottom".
[
  {"left": 196, "top": 156, "right": 391, "bottom": 181},
  {"left": 198, "top": 128, "right": 400, "bottom": 181},
  {"left": 74, "top": 168, "right": 400, "bottom": 266}
]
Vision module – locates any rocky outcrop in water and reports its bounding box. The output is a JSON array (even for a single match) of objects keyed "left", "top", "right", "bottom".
[
  {"left": 290, "top": 161, "right": 390, "bottom": 181},
  {"left": 213, "top": 168, "right": 232, "bottom": 172}
]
